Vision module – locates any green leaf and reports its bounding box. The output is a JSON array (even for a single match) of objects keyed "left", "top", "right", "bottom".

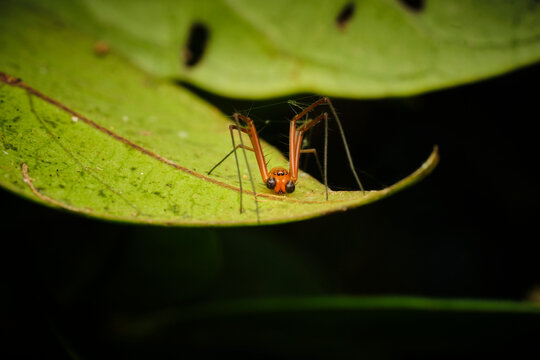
[
  {"left": 17, "top": 0, "right": 540, "bottom": 98},
  {"left": 0, "top": 2, "right": 437, "bottom": 226},
  {"left": 105, "top": 296, "right": 540, "bottom": 355},
  {"left": 178, "top": 296, "right": 540, "bottom": 317}
]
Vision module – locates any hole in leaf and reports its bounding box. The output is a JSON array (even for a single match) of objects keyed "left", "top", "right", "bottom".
[
  {"left": 399, "top": 0, "right": 425, "bottom": 12},
  {"left": 336, "top": 2, "right": 356, "bottom": 30},
  {"left": 183, "top": 22, "right": 210, "bottom": 67}
]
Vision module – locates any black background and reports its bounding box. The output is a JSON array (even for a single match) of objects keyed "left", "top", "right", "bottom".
[{"left": 2, "top": 62, "right": 539, "bottom": 358}]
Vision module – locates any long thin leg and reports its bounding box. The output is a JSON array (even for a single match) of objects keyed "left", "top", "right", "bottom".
[
  {"left": 232, "top": 116, "right": 260, "bottom": 223},
  {"left": 207, "top": 143, "right": 254, "bottom": 175},
  {"left": 300, "top": 130, "right": 314, "bottom": 170},
  {"left": 326, "top": 99, "right": 365, "bottom": 194},
  {"left": 290, "top": 112, "right": 329, "bottom": 200},
  {"left": 234, "top": 113, "right": 269, "bottom": 183},
  {"left": 324, "top": 113, "right": 329, "bottom": 201},
  {"left": 299, "top": 149, "right": 324, "bottom": 182},
  {"left": 289, "top": 98, "right": 330, "bottom": 181},
  {"left": 291, "top": 97, "right": 329, "bottom": 123},
  {"left": 291, "top": 112, "right": 327, "bottom": 179},
  {"left": 289, "top": 97, "right": 364, "bottom": 195},
  {"left": 290, "top": 112, "right": 327, "bottom": 181},
  {"left": 308, "top": 115, "right": 329, "bottom": 201},
  {"left": 228, "top": 125, "right": 244, "bottom": 213}
]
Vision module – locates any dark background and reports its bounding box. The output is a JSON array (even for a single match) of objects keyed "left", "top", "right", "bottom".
[{"left": 2, "top": 62, "right": 539, "bottom": 358}]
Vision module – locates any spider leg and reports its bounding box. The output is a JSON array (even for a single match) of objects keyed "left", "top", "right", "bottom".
[
  {"left": 291, "top": 97, "right": 330, "bottom": 123},
  {"left": 228, "top": 125, "right": 246, "bottom": 214},
  {"left": 325, "top": 100, "right": 365, "bottom": 194},
  {"left": 292, "top": 113, "right": 329, "bottom": 200},
  {"left": 289, "top": 97, "right": 364, "bottom": 195},
  {"left": 300, "top": 147, "right": 329, "bottom": 200},
  {"left": 290, "top": 112, "right": 327, "bottom": 181},
  {"left": 232, "top": 115, "right": 261, "bottom": 223},
  {"left": 289, "top": 98, "right": 330, "bottom": 181},
  {"left": 299, "top": 149, "right": 324, "bottom": 185},
  {"left": 207, "top": 143, "right": 255, "bottom": 175},
  {"left": 233, "top": 113, "right": 269, "bottom": 183}
]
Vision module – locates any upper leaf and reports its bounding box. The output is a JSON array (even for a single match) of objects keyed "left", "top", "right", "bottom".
[{"left": 17, "top": 0, "right": 540, "bottom": 98}]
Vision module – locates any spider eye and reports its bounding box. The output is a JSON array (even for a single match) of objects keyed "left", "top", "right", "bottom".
[
  {"left": 266, "top": 177, "right": 276, "bottom": 190},
  {"left": 285, "top": 180, "right": 295, "bottom": 193}
]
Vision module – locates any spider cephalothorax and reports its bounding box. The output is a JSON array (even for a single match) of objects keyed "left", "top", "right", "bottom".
[{"left": 266, "top": 167, "right": 295, "bottom": 194}]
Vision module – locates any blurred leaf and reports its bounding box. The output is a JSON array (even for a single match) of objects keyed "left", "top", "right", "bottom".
[
  {"left": 178, "top": 296, "right": 540, "bottom": 317},
  {"left": 0, "top": 2, "right": 437, "bottom": 225},
  {"left": 18, "top": 0, "right": 540, "bottom": 98},
  {"left": 104, "top": 296, "right": 540, "bottom": 357}
]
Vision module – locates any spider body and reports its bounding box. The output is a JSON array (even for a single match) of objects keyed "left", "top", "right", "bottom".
[{"left": 267, "top": 166, "right": 295, "bottom": 194}]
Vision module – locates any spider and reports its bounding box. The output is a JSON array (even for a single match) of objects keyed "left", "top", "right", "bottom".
[{"left": 208, "top": 97, "right": 364, "bottom": 219}]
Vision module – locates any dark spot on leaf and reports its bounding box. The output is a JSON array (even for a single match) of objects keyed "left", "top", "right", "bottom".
[
  {"left": 98, "top": 190, "right": 106, "bottom": 197},
  {"left": 59, "top": 184, "right": 65, "bottom": 189},
  {"left": 183, "top": 22, "right": 210, "bottom": 67},
  {"left": 12, "top": 116, "right": 20, "bottom": 122},
  {"left": 336, "top": 2, "right": 355, "bottom": 30},
  {"left": 399, "top": 0, "right": 425, "bottom": 12},
  {"left": 153, "top": 191, "right": 164, "bottom": 198},
  {"left": 93, "top": 40, "right": 110, "bottom": 56},
  {"left": 168, "top": 204, "right": 180, "bottom": 214},
  {"left": 131, "top": 167, "right": 137, "bottom": 171},
  {"left": 4, "top": 143, "right": 17, "bottom": 151}
]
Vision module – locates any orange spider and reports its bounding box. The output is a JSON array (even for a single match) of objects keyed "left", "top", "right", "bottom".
[{"left": 208, "top": 97, "right": 363, "bottom": 218}]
